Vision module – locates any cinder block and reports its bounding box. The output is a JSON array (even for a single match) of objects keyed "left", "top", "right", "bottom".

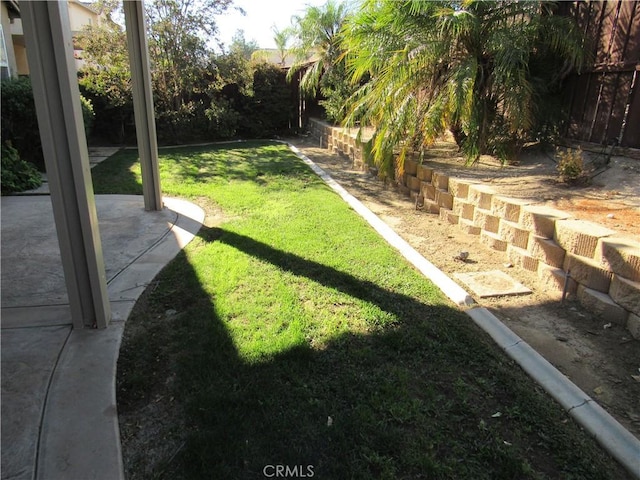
[
  {"left": 423, "top": 199, "right": 441, "bottom": 214},
  {"left": 507, "top": 245, "right": 539, "bottom": 272},
  {"left": 453, "top": 198, "right": 475, "bottom": 220},
  {"left": 554, "top": 219, "right": 615, "bottom": 259},
  {"left": 595, "top": 236, "right": 640, "bottom": 282},
  {"left": 407, "top": 175, "right": 421, "bottom": 192},
  {"left": 436, "top": 189, "right": 454, "bottom": 210},
  {"left": 577, "top": 285, "right": 629, "bottom": 326},
  {"left": 529, "top": 235, "right": 566, "bottom": 268},
  {"left": 473, "top": 208, "right": 500, "bottom": 233},
  {"left": 458, "top": 218, "right": 481, "bottom": 235},
  {"left": 538, "top": 263, "right": 578, "bottom": 299},
  {"left": 439, "top": 208, "right": 459, "bottom": 224},
  {"left": 609, "top": 275, "right": 640, "bottom": 316},
  {"left": 404, "top": 158, "right": 418, "bottom": 175},
  {"left": 491, "top": 196, "right": 531, "bottom": 223},
  {"left": 627, "top": 313, "right": 640, "bottom": 339},
  {"left": 481, "top": 230, "right": 508, "bottom": 251},
  {"left": 417, "top": 165, "right": 433, "bottom": 182},
  {"left": 448, "top": 178, "right": 475, "bottom": 199},
  {"left": 432, "top": 171, "right": 449, "bottom": 190},
  {"left": 498, "top": 220, "right": 530, "bottom": 249},
  {"left": 468, "top": 184, "right": 495, "bottom": 210},
  {"left": 563, "top": 253, "right": 612, "bottom": 293},
  {"left": 421, "top": 182, "right": 436, "bottom": 200},
  {"left": 520, "top": 205, "right": 572, "bottom": 239}
]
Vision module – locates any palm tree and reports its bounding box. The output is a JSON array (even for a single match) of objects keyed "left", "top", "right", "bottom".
[
  {"left": 342, "top": 0, "right": 587, "bottom": 172},
  {"left": 272, "top": 26, "right": 292, "bottom": 66},
  {"left": 287, "top": 0, "right": 349, "bottom": 98}
]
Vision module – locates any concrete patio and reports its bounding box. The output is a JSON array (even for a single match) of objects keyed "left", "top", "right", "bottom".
[{"left": 1, "top": 194, "right": 204, "bottom": 480}]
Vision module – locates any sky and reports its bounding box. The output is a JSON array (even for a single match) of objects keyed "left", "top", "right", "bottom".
[{"left": 215, "top": 0, "right": 330, "bottom": 50}]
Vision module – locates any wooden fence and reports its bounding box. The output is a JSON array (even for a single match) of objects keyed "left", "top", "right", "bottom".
[{"left": 561, "top": 0, "right": 639, "bottom": 149}]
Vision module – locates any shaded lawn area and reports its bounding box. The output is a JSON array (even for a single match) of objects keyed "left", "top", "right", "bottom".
[{"left": 92, "top": 142, "right": 630, "bottom": 479}]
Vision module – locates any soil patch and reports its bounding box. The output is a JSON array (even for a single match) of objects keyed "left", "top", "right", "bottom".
[{"left": 288, "top": 135, "right": 640, "bottom": 440}]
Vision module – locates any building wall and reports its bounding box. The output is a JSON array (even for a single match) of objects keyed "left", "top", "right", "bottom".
[
  {"left": 68, "top": 0, "right": 99, "bottom": 33},
  {"left": 68, "top": 1, "right": 100, "bottom": 70},
  {"left": 13, "top": 41, "right": 26, "bottom": 74},
  {"left": 1, "top": 1, "right": 19, "bottom": 78},
  {"left": 8, "top": 15, "right": 27, "bottom": 75},
  {"left": 4, "top": 1, "right": 100, "bottom": 76}
]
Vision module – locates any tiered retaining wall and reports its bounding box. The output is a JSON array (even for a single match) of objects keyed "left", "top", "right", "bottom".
[{"left": 308, "top": 118, "right": 640, "bottom": 339}]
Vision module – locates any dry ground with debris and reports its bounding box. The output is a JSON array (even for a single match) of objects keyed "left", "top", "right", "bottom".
[{"left": 289, "top": 135, "right": 640, "bottom": 440}]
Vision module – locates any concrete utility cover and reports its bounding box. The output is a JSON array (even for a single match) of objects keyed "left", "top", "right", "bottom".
[{"left": 454, "top": 270, "right": 532, "bottom": 298}]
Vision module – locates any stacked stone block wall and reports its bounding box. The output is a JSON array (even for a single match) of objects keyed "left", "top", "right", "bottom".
[{"left": 308, "top": 118, "right": 640, "bottom": 339}]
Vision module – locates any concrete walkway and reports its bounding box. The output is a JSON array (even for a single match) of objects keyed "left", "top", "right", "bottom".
[
  {"left": 1, "top": 194, "right": 204, "bottom": 480},
  {"left": 17, "top": 147, "right": 122, "bottom": 195}
]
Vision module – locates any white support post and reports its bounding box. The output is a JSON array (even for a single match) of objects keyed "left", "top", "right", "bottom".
[
  {"left": 20, "top": 0, "right": 111, "bottom": 329},
  {"left": 123, "top": 0, "right": 162, "bottom": 211}
]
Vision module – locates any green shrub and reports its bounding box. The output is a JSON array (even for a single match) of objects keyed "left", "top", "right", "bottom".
[
  {"left": 318, "top": 62, "right": 357, "bottom": 125},
  {"left": 80, "top": 95, "right": 95, "bottom": 136},
  {"left": 1, "top": 143, "right": 42, "bottom": 194},
  {"left": 243, "top": 63, "right": 293, "bottom": 137},
  {"left": 557, "top": 147, "right": 587, "bottom": 185},
  {"left": 1, "top": 77, "right": 43, "bottom": 170},
  {"left": 1, "top": 77, "right": 97, "bottom": 170},
  {"left": 155, "top": 100, "right": 211, "bottom": 144},
  {"left": 206, "top": 98, "right": 241, "bottom": 139}
]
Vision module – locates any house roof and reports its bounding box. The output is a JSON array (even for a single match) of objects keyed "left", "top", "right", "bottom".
[{"left": 70, "top": 0, "right": 99, "bottom": 16}]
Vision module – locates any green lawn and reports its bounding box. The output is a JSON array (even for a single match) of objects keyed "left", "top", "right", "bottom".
[{"left": 93, "top": 142, "right": 630, "bottom": 479}]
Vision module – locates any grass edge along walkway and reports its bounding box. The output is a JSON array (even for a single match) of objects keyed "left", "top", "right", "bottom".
[{"left": 91, "top": 141, "right": 633, "bottom": 479}]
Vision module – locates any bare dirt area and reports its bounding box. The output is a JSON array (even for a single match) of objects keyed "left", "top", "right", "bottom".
[{"left": 288, "top": 135, "right": 640, "bottom": 441}]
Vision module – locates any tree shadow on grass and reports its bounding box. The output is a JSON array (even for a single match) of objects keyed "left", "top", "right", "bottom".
[
  {"left": 166, "top": 142, "right": 315, "bottom": 185},
  {"left": 118, "top": 226, "right": 631, "bottom": 480},
  {"left": 92, "top": 141, "right": 320, "bottom": 196},
  {"left": 91, "top": 149, "right": 144, "bottom": 195}
]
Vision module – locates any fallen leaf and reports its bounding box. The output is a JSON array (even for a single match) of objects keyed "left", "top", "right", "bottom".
[
  {"left": 593, "top": 386, "right": 604, "bottom": 395},
  {"left": 491, "top": 412, "right": 502, "bottom": 418},
  {"left": 327, "top": 416, "right": 333, "bottom": 427}
]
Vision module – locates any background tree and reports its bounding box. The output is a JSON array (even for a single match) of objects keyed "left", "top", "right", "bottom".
[
  {"left": 77, "top": 16, "right": 132, "bottom": 143},
  {"left": 272, "top": 26, "right": 292, "bottom": 66},
  {"left": 226, "top": 29, "right": 259, "bottom": 59},
  {"left": 78, "top": 0, "right": 296, "bottom": 144},
  {"left": 206, "top": 30, "right": 259, "bottom": 138},
  {"left": 287, "top": 0, "right": 354, "bottom": 123},
  {"left": 342, "top": 0, "right": 587, "bottom": 171},
  {"left": 146, "top": 0, "right": 233, "bottom": 141}
]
